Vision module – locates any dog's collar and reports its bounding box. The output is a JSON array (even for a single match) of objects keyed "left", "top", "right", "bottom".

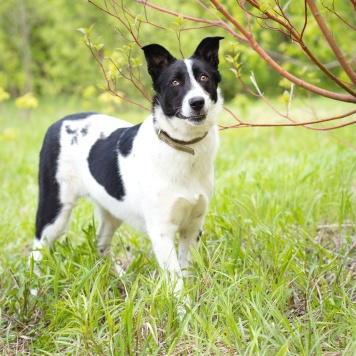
[{"left": 154, "top": 127, "right": 208, "bottom": 155}]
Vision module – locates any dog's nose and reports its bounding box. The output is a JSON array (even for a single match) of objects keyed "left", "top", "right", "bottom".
[{"left": 189, "top": 97, "right": 205, "bottom": 111}]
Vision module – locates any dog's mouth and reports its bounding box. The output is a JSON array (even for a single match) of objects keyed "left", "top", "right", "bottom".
[{"left": 177, "top": 113, "right": 207, "bottom": 125}]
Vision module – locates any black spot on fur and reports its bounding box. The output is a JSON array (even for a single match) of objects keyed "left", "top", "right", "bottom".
[
  {"left": 65, "top": 125, "right": 78, "bottom": 145},
  {"left": 80, "top": 124, "right": 90, "bottom": 136},
  {"left": 88, "top": 124, "right": 141, "bottom": 200},
  {"left": 65, "top": 125, "right": 74, "bottom": 134},
  {"left": 118, "top": 124, "right": 141, "bottom": 157},
  {"left": 197, "top": 230, "right": 203, "bottom": 242},
  {"left": 35, "top": 121, "right": 62, "bottom": 239},
  {"left": 88, "top": 132, "right": 125, "bottom": 201}
]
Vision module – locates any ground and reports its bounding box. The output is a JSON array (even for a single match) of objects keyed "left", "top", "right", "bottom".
[{"left": 1, "top": 96, "right": 356, "bottom": 355}]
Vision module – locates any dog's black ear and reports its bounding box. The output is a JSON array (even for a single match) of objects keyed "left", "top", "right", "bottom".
[
  {"left": 142, "top": 44, "right": 176, "bottom": 80},
  {"left": 191, "top": 37, "right": 224, "bottom": 69}
]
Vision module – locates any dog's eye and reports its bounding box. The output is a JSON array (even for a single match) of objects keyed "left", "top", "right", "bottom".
[
  {"left": 200, "top": 75, "right": 208, "bottom": 82},
  {"left": 171, "top": 80, "right": 180, "bottom": 86}
]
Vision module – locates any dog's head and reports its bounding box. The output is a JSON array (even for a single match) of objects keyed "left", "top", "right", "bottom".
[{"left": 142, "top": 37, "right": 223, "bottom": 132}]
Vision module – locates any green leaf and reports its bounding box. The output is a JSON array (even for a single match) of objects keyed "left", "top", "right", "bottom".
[
  {"left": 135, "top": 15, "right": 142, "bottom": 24},
  {"left": 260, "top": 1, "right": 267, "bottom": 12},
  {"left": 131, "top": 57, "right": 141, "bottom": 66},
  {"left": 282, "top": 0, "right": 292, "bottom": 12},
  {"left": 283, "top": 90, "right": 290, "bottom": 103},
  {"left": 175, "top": 14, "right": 184, "bottom": 25},
  {"left": 225, "top": 55, "right": 234, "bottom": 63},
  {"left": 71, "top": 265, "right": 97, "bottom": 298},
  {"left": 229, "top": 68, "right": 238, "bottom": 77},
  {"left": 87, "top": 23, "right": 95, "bottom": 35}
]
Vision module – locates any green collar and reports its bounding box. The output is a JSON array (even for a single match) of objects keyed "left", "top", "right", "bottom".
[{"left": 154, "top": 128, "right": 208, "bottom": 155}]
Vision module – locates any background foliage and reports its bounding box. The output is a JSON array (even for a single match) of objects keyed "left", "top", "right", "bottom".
[
  {"left": 1, "top": 0, "right": 355, "bottom": 102},
  {"left": 0, "top": 0, "right": 112, "bottom": 97}
]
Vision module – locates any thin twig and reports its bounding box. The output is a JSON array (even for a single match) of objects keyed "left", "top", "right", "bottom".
[{"left": 320, "top": 0, "right": 356, "bottom": 31}]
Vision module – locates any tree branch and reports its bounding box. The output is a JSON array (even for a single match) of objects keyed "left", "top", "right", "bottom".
[
  {"left": 306, "top": 0, "right": 356, "bottom": 85},
  {"left": 222, "top": 108, "right": 356, "bottom": 131},
  {"left": 243, "top": 0, "right": 356, "bottom": 96},
  {"left": 211, "top": 0, "right": 356, "bottom": 103}
]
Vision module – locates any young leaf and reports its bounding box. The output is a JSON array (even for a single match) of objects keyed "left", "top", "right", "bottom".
[
  {"left": 283, "top": 90, "right": 290, "bottom": 103},
  {"left": 226, "top": 55, "right": 234, "bottom": 63},
  {"left": 260, "top": 0, "right": 267, "bottom": 12},
  {"left": 175, "top": 14, "right": 184, "bottom": 25},
  {"left": 230, "top": 68, "right": 238, "bottom": 77},
  {"left": 87, "top": 23, "right": 96, "bottom": 35}
]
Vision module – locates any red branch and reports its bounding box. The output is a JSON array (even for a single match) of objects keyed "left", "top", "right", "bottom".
[
  {"left": 221, "top": 108, "right": 356, "bottom": 131},
  {"left": 210, "top": 0, "right": 356, "bottom": 103},
  {"left": 306, "top": 0, "right": 356, "bottom": 85}
]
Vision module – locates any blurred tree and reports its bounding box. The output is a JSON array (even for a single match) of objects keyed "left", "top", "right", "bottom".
[{"left": 0, "top": 0, "right": 116, "bottom": 96}]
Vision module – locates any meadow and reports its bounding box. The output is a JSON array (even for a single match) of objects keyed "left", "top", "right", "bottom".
[{"left": 1, "top": 96, "right": 356, "bottom": 355}]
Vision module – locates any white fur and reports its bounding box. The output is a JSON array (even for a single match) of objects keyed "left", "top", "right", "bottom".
[{"left": 181, "top": 59, "right": 211, "bottom": 122}]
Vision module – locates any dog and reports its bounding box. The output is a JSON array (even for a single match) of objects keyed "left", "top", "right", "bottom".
[{"left": 31, "top": 36, "right": 224, "bottom": 295}]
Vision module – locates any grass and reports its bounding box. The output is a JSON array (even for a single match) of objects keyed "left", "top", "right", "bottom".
[{"left": 1, "top": 96, "right": 356, "bottom": 355}]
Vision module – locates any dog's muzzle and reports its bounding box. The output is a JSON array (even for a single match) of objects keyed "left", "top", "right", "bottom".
[
  {"left": 175, "top": 96, "right": 208, "bottom": 125},
  {"left": 187, "top": 115, "right": 207, "bottom": 126},
  {"left": 187, "top": 96, "right": 207, "bottom": 125},
  {"left": 176, "top": 112, "right": 207, "bottom": 125}
]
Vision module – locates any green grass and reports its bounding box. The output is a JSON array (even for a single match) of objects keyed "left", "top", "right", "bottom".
[{"left": 1, "top": 97, "right": 356, "bottom": 355}]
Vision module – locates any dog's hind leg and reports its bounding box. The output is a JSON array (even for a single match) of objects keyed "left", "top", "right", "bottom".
[
  {"left": 30, "top": 183, "right": 77, "bottom": 295},
  {"left": 31, "top": 183, "right": 78, "bottom": 267},
  {"left": 95, "top": 206, "right": 124, "bottom": 276},
  {"left": 31, "top": 120, "right": 79, "bottom": 268}
]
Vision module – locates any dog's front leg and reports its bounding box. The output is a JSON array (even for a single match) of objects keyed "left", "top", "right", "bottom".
[
  {"left": 148, "top": 225, "right": 183, "bottom": 295},
  {"left": 178, "top": 195, "right": 208, "bottom": 277},
  {"left": 178, "top": 225, "right": 203, "bottom": 277}
]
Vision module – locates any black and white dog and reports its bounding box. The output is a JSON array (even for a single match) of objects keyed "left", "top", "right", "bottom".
[{"left": 31, "top": 37, "right": 223, "bottom": 294}]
